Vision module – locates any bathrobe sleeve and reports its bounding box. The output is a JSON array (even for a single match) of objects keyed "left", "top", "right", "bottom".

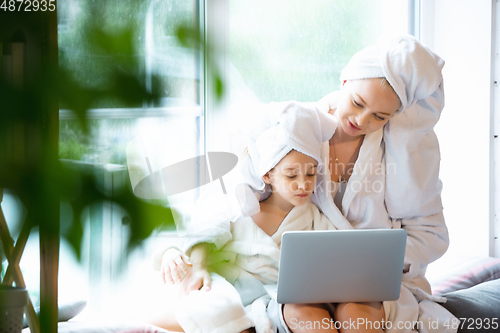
[
  {"left": 399, "top": 210, "right": 449, "bottom": 282},
  {"left": 181, "top": 188, "right": 238, "bottom": 255},
  {"left": 151, "top": 188, "right": 236, "bottom": 270},
  {"left": 383, "top": 96, "right": 450, "bottom": 282},
  {"left": 311, "top": 205, "right": 338, "bottom": 231}
]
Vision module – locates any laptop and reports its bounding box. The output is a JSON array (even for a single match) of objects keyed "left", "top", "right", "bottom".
[{"left": 264, "top": 229, "right": 407, "bottom": 304}]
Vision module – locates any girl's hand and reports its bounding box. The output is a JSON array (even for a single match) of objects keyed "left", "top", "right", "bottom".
[
  {"left": 180, "top": 263, "right": 212, "bottom": 296},
  {"left": 160, "top": 248, "right": 192, "bottom": 284},
  {"left": 318, "top": 90, "right": 340, "bottom": 115}
]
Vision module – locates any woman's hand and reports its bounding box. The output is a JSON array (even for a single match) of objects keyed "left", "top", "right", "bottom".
[{"left": 160, "top": 248, "right": 192, "bottom": 285}]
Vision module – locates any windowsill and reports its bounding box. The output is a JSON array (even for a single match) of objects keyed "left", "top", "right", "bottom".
[{"left": 59, "top": 106, "right": 202, "bottom": 120}]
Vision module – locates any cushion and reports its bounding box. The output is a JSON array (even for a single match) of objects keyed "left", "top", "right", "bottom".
[
  {"left": 22, "top": 321, "right": 170, "bottom": 333},
  {"left": 441, "top": 279, "right": 500, "bottom": 333},
  {"left": 23, "top": 299, "right": 87, "bottom": 328},
  {"left": 430, "top": 257, "right": 500, "bottom": 295}
]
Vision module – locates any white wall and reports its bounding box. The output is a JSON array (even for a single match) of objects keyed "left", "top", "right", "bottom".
[{"left": 423, "top": 0, "right": 493, "bottom": 268}]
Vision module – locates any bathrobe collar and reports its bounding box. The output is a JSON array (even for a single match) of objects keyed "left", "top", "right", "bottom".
[
  {"left": 342, "top": 127, "right": 384, "bottom": 216},
  {"left": 317, "top": 126, "right": 383, "bottom": 222}
]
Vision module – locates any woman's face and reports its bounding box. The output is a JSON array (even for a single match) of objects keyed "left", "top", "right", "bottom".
[{"left": 335, "top": 79, "right": 401, "bottom": 137}]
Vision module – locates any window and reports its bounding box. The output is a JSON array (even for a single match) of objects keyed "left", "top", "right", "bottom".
[
  {"left": 425, "top": 0, "right": 495, "bottom": 277},
  {"left": 3, "top": 0, "right": 414, "bottom": 319},
  {"left": 57, "top": 0, "right": 204, "bottom": 317},
  {"left": 229, "top": 0, "right": 406, "bottom": 103},
  {"left": 212, "top": 0, "right": 411, "bottom": 156},
  {"left": 6, "top": 0, "right": 204, "bottom": 318}
]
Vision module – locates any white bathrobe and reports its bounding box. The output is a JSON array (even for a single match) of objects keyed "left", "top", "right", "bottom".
[
  {"left": 171, "top": 201, "right": 337, "bottom": 333},
  {"left": 310, "top": 127, "right": 455, "bottom": 333}
]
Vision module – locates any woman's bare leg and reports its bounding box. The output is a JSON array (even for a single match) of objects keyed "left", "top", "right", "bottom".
[
  {"left": 334, "top": 302, "right": 385, "bottom": 333},
  {"left": 240, "top": 328, "right": 256, "bottom": 333},
  {"left": 283, "top": 303, "right": 338, "bottom": 333}
]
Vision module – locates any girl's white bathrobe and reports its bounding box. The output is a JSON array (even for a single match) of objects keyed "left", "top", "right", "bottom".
[{"left": 171, "top": 201, "right": 337, "bottom": 333}]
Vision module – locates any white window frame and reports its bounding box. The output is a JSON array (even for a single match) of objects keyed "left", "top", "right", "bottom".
[
  {"left": 57, "top": 0, "right": 207, "bottom": 314},
  {"left": 204, "top": 0, "right": 230, "bottom": 154},
  {"left": 492, "top": 0, "right": 499, "bottom": 258},
  {"left": 420, "top": 0, "right": 497, "bottom": 260}
]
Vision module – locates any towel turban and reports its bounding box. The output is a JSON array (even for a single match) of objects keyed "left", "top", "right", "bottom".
[
  {"left": 340, "top": 34, "right": 445, "bottom": 112},
  {"left": 244, "top": 101, "right": 337, "bottom": 191}
]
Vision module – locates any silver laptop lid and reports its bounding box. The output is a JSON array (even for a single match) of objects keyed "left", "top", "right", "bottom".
[{"left": 277, "top": 229, "right": 407, "bottom": 304}]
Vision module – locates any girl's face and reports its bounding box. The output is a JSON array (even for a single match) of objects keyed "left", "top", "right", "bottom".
[
  {"left": 263, "top": 150, "right": 318, "bottom": 209},
  {"left": 335, "top": 79, "right": 401, "bottom": 137}
]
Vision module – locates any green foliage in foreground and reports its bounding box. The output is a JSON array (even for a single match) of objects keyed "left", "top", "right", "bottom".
[{"left": 0, "top": 18, "right": 213, "bottom": 263}]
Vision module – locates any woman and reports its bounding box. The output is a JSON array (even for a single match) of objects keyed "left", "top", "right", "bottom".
[{"left": 157, "top": 35, "right": 453, "bottom": 333}]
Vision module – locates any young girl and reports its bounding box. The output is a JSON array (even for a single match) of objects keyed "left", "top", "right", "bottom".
[{"left": 151, "top": 101, "right": 342, "bottom": 333}]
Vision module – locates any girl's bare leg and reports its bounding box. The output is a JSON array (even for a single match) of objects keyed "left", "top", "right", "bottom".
[
  {"left": 283, "top": 303, "right": 338, "bottom": 333},
  {"left": 334, "top": 302, "right": 385, "bottom": 333}
]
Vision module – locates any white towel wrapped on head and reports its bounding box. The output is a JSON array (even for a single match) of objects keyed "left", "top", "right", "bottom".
[
  {"left": 340, "top": 35, "right": 444, "bottom": 110},
  {"left": 231, "top": 101, "right": 338, "bottom": 220},
  {"left": 242, "top": 101, "right": 338, "bottom": 192},
  {"left": 184, "top": 101, "right": 338, "bottom": 249}
]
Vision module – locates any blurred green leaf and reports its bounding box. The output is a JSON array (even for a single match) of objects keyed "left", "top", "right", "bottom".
[
  {"left": 0, "top": 25, "right": 175, "bottom": 262},
  {"left": 109, "top": 70, "right": 161, "bottom": 106},
  {"left": 175, "top": 24, "right": 226, "bottom": 102},
  {"left": 176, "top": 25, "right": 203, "bottom": 49},
  {"left": 215, "top": 76, "right": 224, "bottom": 100},
  {"left": 1, "top": 1, "right": 224, "bottom": 266},
  {"left": 90, "top": 26, "right": 135, "bottom": 58}
]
